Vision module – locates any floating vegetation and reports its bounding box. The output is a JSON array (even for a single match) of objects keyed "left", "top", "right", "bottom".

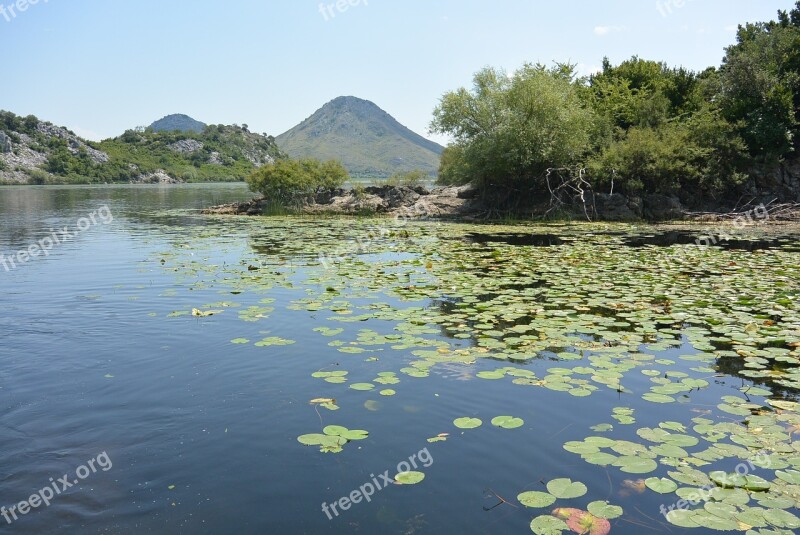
[
  {"left": 254, "top": 336, "right": 295, "bottom": 347},
  {"left": 491, "top": 415, "right": 524, "bottom": 429},
  {"left": 394, "top": 471, "right": 425, "bottom": 485},
  {"left": 151, "top": 217, "right": 800, "bottom": 532},
  {"left": 312, "top": 370, "right": 348, "bottom": 384},
  {"left": 297, "top": 425, "right": 368, "bottom": 453},
  {"left": 453, "top": 417, "right": 483, "bottom": 429}
]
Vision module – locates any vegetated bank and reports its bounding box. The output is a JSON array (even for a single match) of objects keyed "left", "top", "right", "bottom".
[
  {"left": 0, "top": 112, "right": 284, "bottom": 185},
  {"left": 427, "top": 3, "right": 800, "bottom": 220},
  {"left": 207, "top": 3, "right": 800, "bottom": 222}
]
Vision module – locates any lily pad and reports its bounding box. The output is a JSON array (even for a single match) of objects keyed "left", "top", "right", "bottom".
[
  {"left": 394, "top": 471, "right": 425, "bottom": 485},
  {"left": 454, "top": 417, "right": 483, "bottom": 429},
  {"left": 546, "top": 478, "right": 588, "bottom": 499},
  {"left": 491, "top": 415, "right": 524, "bottom": 429},
  {"left": 518, "top": 491, "right": 557, "bottom": 508}
]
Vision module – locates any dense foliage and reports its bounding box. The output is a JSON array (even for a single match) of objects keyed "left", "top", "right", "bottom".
[
  {"left": 0, "top": 113, "right": 286, "bottom": 184},
  {"left": 98, "top": 125, "right": 285, "bottom": 183},
  {"left": 432, "top": 2, "right": 800, "bottom": 205},
  {"left": 246, "top": 158, "right": 349, "bottom": 205}
]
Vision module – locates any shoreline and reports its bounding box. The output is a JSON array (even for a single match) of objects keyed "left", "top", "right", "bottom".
[{"left": 201, "top": 184, "right": 800, "bottom": 223}]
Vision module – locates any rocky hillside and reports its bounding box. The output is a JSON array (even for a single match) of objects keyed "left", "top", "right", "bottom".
[
  {"left": 149, "top": 114, "right": 207, "bottom": 133},
  {"left": 0, "top": 111, "right": 111, "bottom": 184},
  {"left": 276, "top": 96, "right": 444, "bottom": 178},
  {"left": 0, "top": 110, "right": 285, "bottom": 184}
]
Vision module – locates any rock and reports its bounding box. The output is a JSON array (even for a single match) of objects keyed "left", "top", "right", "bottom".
[
  {"left": 385, "top": 186, "right": 420, "bottom": 208},
  {"left": 35, "top": 123, "right": 109, "bottom": 164},
  {"left": 202, "top": 198, "right": 264, "bottom": 215},
  {"left": 326, "top": 193, "right": 387, "bottom": 213},
  {"left": 364, "top": 185, "right": 392, "bottom": 197},
  {"left": 350, "top": 186, "right": 422, "bottom": 209},
  {"left": 134, "top": 169, "right": 182, "bottom": 184},
  {"left": 243, "top": 149, "right": 275, "bottom": 168},
  {"left": 169, "top": 139, "right": 204, "bottom": 154},
  {"left": 204, "top": 184, "right": 479, "bottom": 219},
  {"left": 456, "top": 183, "right": 479, "bottom": 199},
  {"left": 642, "top": 194, "right": 684, "bottom": 220},
  {"left": 314, "top": 188, "right": 346, "bottom": 205},
  {"left": 782, "top": 158, "right": 800, "bottom": 202},
  {"left": 591, "top": 193, "right": 640, "bottom": 221},
  {"left": 0, "top": 132, "right": 11, "bottom": 153}
]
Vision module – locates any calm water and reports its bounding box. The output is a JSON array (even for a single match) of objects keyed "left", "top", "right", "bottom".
[{"left": 1, "top": 185, "right": 798, "bottom": 534}]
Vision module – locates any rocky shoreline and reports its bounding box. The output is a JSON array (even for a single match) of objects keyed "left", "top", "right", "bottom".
[
  {"left": 201, "top": 184, "right": 800, "bottom": 222},
  {"left": 202, "top": 184, "right": 481, "bottom": 218}
]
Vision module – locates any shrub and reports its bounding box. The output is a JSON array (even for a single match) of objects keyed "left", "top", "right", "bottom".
[
  {"left": 431, "top": 63, "right": 597, "bottom": 192},
  {"left": 26, "top": 169, "right": 50, "bottom": 185},
  {"left": 385, "top": 169, "right": 430, "bottom": 188},
  {"left": 246, "top": 158, "right": 349, "bottom": 205}
]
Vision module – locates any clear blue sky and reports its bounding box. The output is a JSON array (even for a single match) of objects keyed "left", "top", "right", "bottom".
[{"left": 0, "top": 0, "right": 795, "bottom": 144}]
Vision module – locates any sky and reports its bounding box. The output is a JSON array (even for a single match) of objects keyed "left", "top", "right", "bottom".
[{"left": 0, "top": 0, "right": 796, "bottom": 145}]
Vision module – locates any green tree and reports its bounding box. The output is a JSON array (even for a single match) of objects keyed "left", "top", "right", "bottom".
[
  {"left": 246, "top": 158, "right": 349, "bottom": 205},
  {"left": 719, "top": 1, "right": 800, "bottom": 159},
  {"left": 431, "top": 63, "right": 596, "bottom": 196},
  {"left": 385, "top": 169, "right": 430, "bottom": 188},
  {"left": 588, "top": 109, "right": 747, "bottom": 198},
  {"left": 45, "top": 146, "right": 73, "bottom": 175}
]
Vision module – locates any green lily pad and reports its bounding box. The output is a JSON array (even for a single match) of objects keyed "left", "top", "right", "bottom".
[
  {"left": 491, "top": 415, "right": 524, "bottom": 429},
  {"left": 546, "top": 478, "right": 587, "bottom": 499},
  {"left": 454, "top": 417, "right": 483, "bottom": 429},
  {"left": 530, "top": 515, "right": 569, "bottom": 534},
  {"left": 518, "top": 491, "right": 557, "bottom": 508},
  {"left": 586, "top": 501, "right": 623, "bottom": 520},
  {"left": 395, "top": 471, "right": 425, "bottom": 485},
  {"left": 349, "top": 383, "right": 375, "bottom": 391},
  {"left": 645, "top": 477, "right": 678, "bottom": 494}
]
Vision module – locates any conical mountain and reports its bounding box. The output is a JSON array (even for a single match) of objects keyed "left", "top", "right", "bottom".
[
  {"left": 149, "top": 114, "right": 207, "bottom": 133},
  {"left": 276, "top": 96, "right": 443, "bottom": 178}
]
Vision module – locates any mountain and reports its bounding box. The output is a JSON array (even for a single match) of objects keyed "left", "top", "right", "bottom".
[
  {"left": 149, "top": 114, "right": 207, "bottom": 133},
  {"left": 0, "top": 110, "right": 285, "bottom": 184},
  {"left": 276, "top": 96, "right": 444, "bottom": 178}
]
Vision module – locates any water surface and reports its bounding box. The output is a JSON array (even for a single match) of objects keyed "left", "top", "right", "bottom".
[{"left": 1, "top": 185, "right": 799, "bottom": 534}]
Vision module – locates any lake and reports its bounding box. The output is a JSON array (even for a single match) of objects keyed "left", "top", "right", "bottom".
[{"left": 1, "top": 184, "right": 799, "bottom": 534}]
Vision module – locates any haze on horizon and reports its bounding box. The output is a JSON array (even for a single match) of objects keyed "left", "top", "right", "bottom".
[{"left": 0, "top": 0, "right": 795, "bottom": 144}]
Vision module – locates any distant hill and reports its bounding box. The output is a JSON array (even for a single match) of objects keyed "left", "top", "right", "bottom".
[
  {"left": 149, "top": 114, "right": 207, "bottom": 133},
  {"left": 0, "top": 110, "right": 285, "bottom": 184},
  {"left": 276, "top": 96, "right": 444, "bottom": 178}
]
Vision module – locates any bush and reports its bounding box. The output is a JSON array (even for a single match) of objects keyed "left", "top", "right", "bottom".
[
  {"left": 246, "top": 158, "right": 349, "bottom": 205},
  {"left": 437, "top": 145, "right": 473, "bottom": 186},
  {"left": 588, "top": 108, "right": 748, "bottom": 197},
  {"left": 26, "top": 169, "right": 50, "bottom": 185},
  {"left": 384, "top": 169, "right": 430, "bottom": 188},
  {"left": 431, "top": 63, "right": 597, "bottom": 193}
]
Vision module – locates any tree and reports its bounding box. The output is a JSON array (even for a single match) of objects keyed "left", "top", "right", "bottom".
[
  {"left": 719, "top": 1, "right": 800, "bottom": 159},
  {"left": 385, "top": 169, "right": 430, "bottom": 188},
  {"left": 246, "top": 158, "right": 349, "bottom": 205},
  {"left": 430, "top": 63, "right": 596, "bottom": 198},
  {"left": 588, "top": 108, "right": 748, "bottom": 198},
  {"left": 588, "top": 57, "right": 700, "bottom": 131},
  {"left": 437, "top": 145, "right": 473, "bottom": 186}
]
